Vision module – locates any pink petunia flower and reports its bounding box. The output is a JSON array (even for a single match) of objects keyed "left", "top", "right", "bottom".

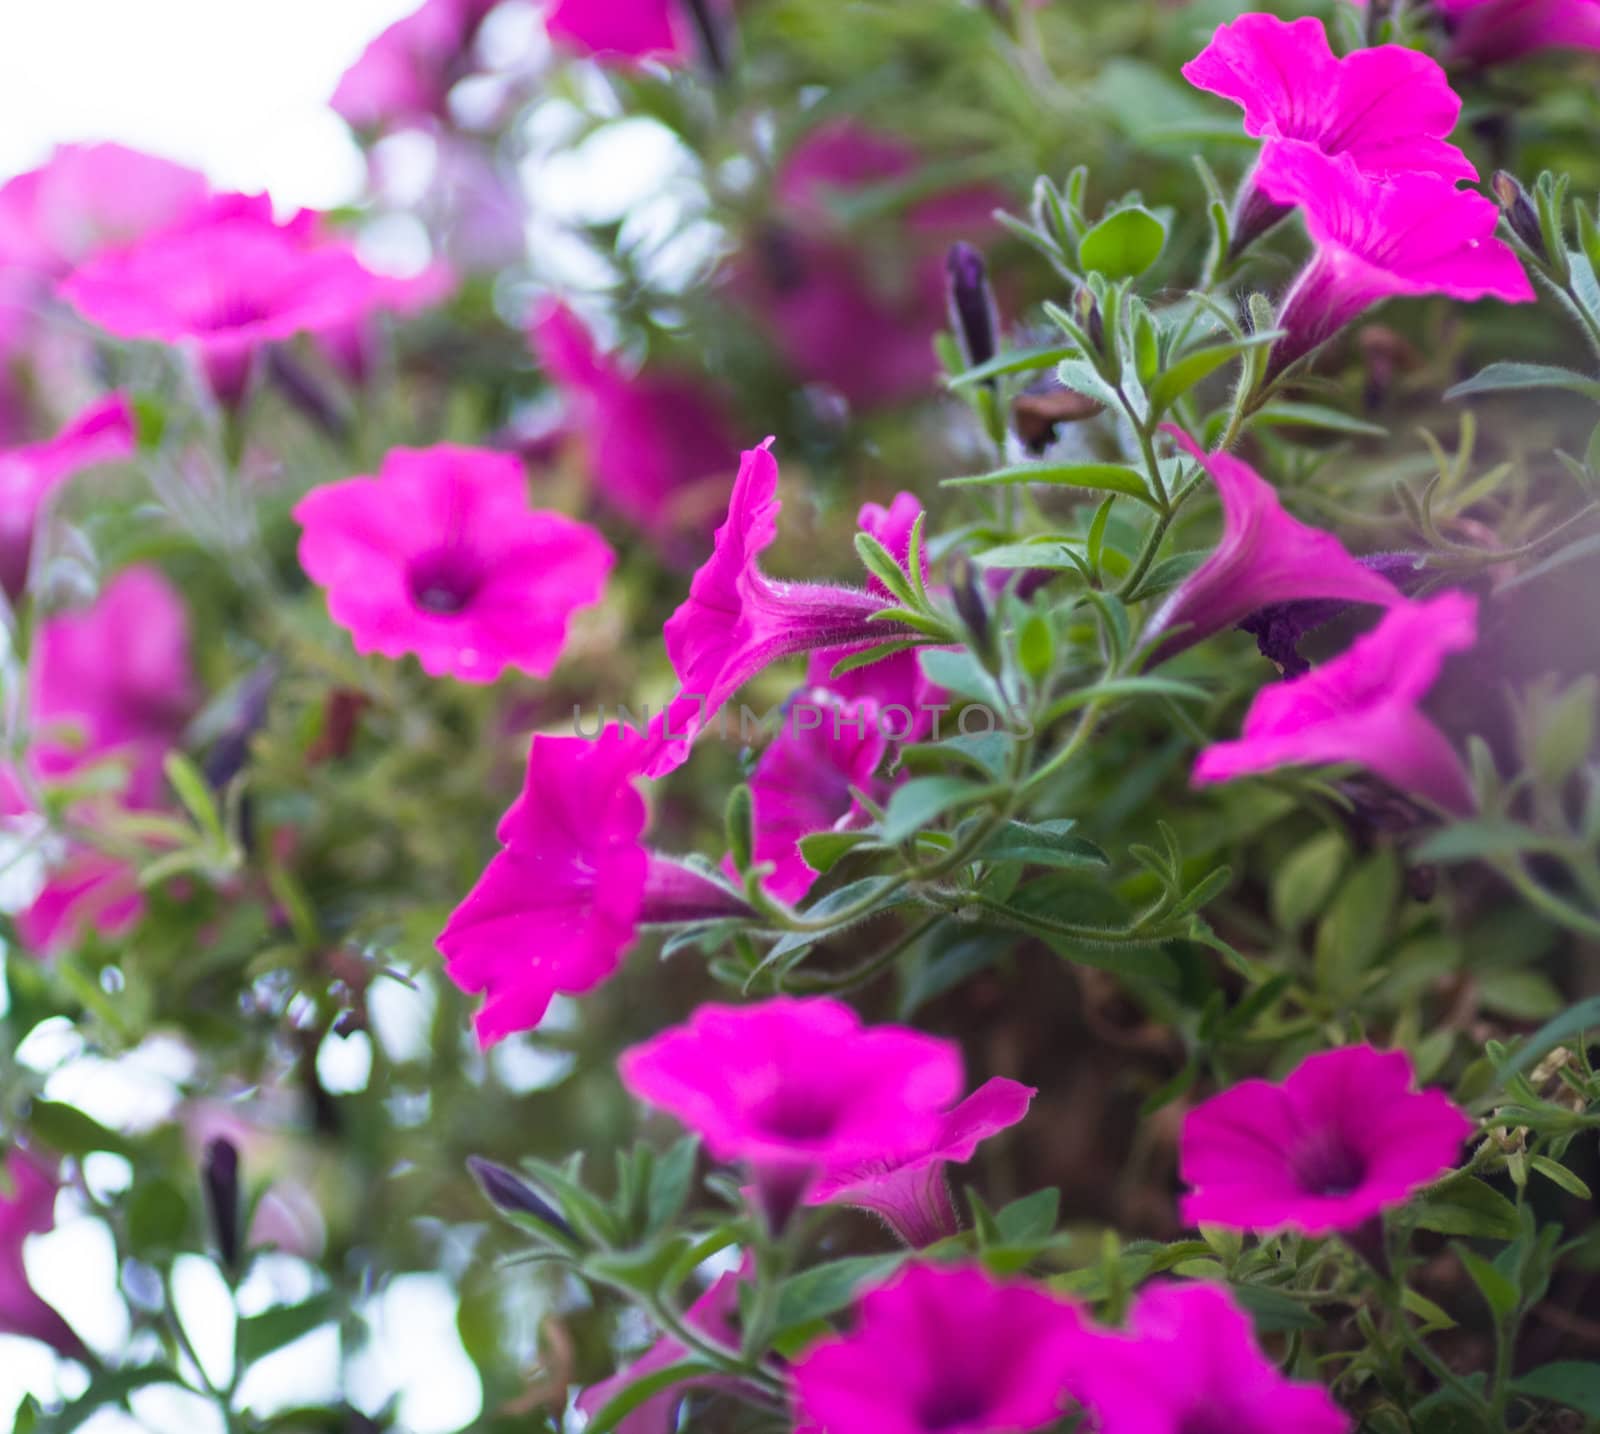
[
  {"left": 58, "top": 195, "right": 441, "bottom": 406},
  {"left": 544, "top": 0, "right": 691, "bottom": 65},
  {"left": 576, "top": 1263, "right": 751, "bottom": 1434},
  {"left": 1183, "top": 14, "right": 1475, "bottom": 252},
  {"left": 529, "top": 301, "right": 741, "bottom": 555},
  {"left": 1146, "top": 426, "right": 1405, "bottom": 664},
  {"left": 0, "top": 143, "right": 209, "bottom": 279},
  {"left": 0, "top": 1149, "right": 89, "bottom": 1360},
  {"left": 294, "top": 444, "right": 614, "bottom": 684},
  {"left": 1346, "top": 0, "right": 1600, "bottom": 64},
  {"left": 805, "top": 1077, "right": 1036, "bottom": 1247},
  {"left": 739, "top": 688, "right": 888, "bottom": 902},
  {"left": 0, "top": 393, "right": 136, "bottom": 600},
  {"left": 331, "top": 0, "right": 496, "bottom": 132},
  {"left": 438, "top": 725, "right": 748, "bottom": 1045},
  {"left": 790, "top": 1262, "right": 1088, "bottom": 1434},
  {"left": 618, "top": 997, "right": 966, "bottom": 1226},
  {"left": 651, "top": 441, "right": 910, "bottom": 775},
  {"left": 1256, "top": 146, "right": 1533, "bottom": 380},
  {"left": 1070, "top": 1281, "right": 1349, "bottom": 1434},
  {"left": 3, "top": 566, "right": 198, "bottom": 955},
  {"left": 1193, "top": 591, "right": 1479, "bottom": 812},
  {"left": 736, "top": 122, "right": 1001, "bottom": 410},
  {"left": 1180, "top": 1044, "right": 1474, "bottom": 1235}
]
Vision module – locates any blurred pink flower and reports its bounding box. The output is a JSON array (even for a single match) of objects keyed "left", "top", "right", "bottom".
[
  {"left": 619, "top": 997, "right": 965, "bottom": 1225},
  {"left": 806, "top": 1077, "right": 1036, "bottom": 1247},
  {"left": 439, "top": 725, "right": 747, "bottom": 1044},
  {"left": 740, "top": 687, "right": 887, "bottom": 902},
  {"left": 58, "top": 194, "right": 442, "bottom": 406},
  {"left": 1180, "top": 1044, "right": 1473, "bottom": 1235},
  {"left": 1070, "top": 1282, "right": 1349, "bottom": 1434},
  {"left": 0, "top": 143, "right": 209, "bottom": 278},
  {"left": 544, "top": 0, "right": 691, "bottom": 65},
  {"left": 1146, "top": 427, "right": 1404, "bottom": 664},
  {"left": 576, "top": 1263, "right": 749, "bottom": 1434},
  {"left": 652, "top": 442, "right": 904, "bottom": 775},
  {"left": 790, "top": 1262, "right": 1087, "bottom": 1434},
  {"left": 0, "top": 1149, "right": 88, "bottom": 1360},
  {"left": 294, "top": 444, "right": 614, "bottom": 684},
  {"left": 1346, "top": 0, "right": 1600, "bottom": 63},
  {"left": 331, "top": 0, "right": 496, "bottom": 132},
  {"left": 737, "top": 122, "right": 1001, "bottom": 410},
  {"left": 1257, "top": 147, "right": 1533, "bottom": 379},
  {"left": 1194, "top": 592, "right": 1479, "bottom": 811},
  {"left": 0, "top": 392, "right": 136, "bottom": 600},
  {"left": 529, "top": 301, "right": 741, "bottom": 554}
]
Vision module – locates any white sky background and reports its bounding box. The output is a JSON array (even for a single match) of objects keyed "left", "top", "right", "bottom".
[{"left": 0, "top": 7, "right": 511, "bottom": 1428}]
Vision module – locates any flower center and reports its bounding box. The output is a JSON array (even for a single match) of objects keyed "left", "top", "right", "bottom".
[
  {"left": 197, "top": 292, "right": 271, "bottom": 333},
  {"left": 1291, "top": 1131, "right": 1368, "bottom": 1198},
  {"left": 406, "top": 548, "right": 483, "bottom": 617},
  {"left": 752, "top": 1091, "right": 840, "bottom": 1143},
  {"left": 917, "top": 1386, "right": 991, "bottom": 1431}
]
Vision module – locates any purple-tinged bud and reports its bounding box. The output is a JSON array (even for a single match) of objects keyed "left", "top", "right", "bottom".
[
  {"left": 951, "top": 556, "right": 992, "bottom": 659},
  {"left": 1074, "top": 285, "right": 1104, "bottom": 353},
  {"left": 946, "top": 242, "right": 999, "bottom": 372},
  {"left": 679, "top": 0, "right": 732, "bottom": 78},
  {"left": 467, "top": 1157, "right": 578, "bottom": 1244},
  {"left": 202, "top": 1138, "right": 242, "bottom": 1276},
  {"left": 1492, "top": 171, "right": 1545, "bottom": 259}
]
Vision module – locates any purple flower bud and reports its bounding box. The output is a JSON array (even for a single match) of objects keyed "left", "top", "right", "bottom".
[
  {"left": 467, "top": 1157, "right": 577, "bottom": 1244},
  {"left": 945, "top": 242, "right": 999, "bottom": 371},
  {"left": 202, "top": 1137, "right": 241, "bottom": 1275},
  {"left": 1491, "top": 170, "right": 1545, "bottom": 259}
]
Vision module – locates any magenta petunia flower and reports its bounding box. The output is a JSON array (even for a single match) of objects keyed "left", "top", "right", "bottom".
[
  {"left": 740, "top": 688, "right": 888, "bottom": 902},
  {"left": 651, "top": 442, "right": 907, "bottom": 775},
  {"left": 1256, "top": 146, "right": 1534, "bottom": 379},
  {"left": 1070, "top": 1281, "right": 1349, "bottom": 1434},
  {"left": 1180, "top": 1044, "right": 1475, "bottom": 1235},
  {"left": 1194, "top": 591, "right": 1479, "bottom": 812},
  {"left": 331, "top": 0, "right": 495, "bottom": 132},
  {"left": 0, "top": 393, "right": 136, "bottom": 600},
  {"left": 544, "top": 0, "right": 691, "bottom": 64},
  {"left": 805, "top": 1077, "right": 1036, "bottom": 1247},
  {"left": 576, "top": 1263, "right": 750, "bottom": 1434},
  {"left": 1346, "top": 0, "right": 1600, "bottom": 64},
  {"left": 0, "top": 143, "right": 209, "bottom": 278},
  {"left": 0, "top": 1149, "right": 89, "bottom": 1360},
  {"left": 736, "top": 123, "right": 1001, "bottom": 410},
  {"left": 58, "top": 194, "right": 437, "bottom": 406},
  {"left": 1183, "top": 14, "right": 1475, "bottom": 252},
  {"left": 1146, "top": 427, "right": 1405, "bottom": 664},
  {"left": 438, "top": 725, "right": 747, "bottom": 1045},
  {"left": 529, "top": 301, "right": 741, "bottom": 554},
  {"left": 619, "top": 998, "right": 966, "bottom": 1224},
  {"left": 294, "top": 444, "right": 613, "bottom": 684},
  {"left": 790, "top": 1262, "right": 1088, "bottom": 1434}
]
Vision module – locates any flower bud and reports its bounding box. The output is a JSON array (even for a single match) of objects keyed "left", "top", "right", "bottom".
[
  {"left": 945, "top": 242, "right": 999, "bottom": 372},
  {"left": 1492, "top": 171, "right": 1545, "bottom": 259},
  {"left": 467, "top": 1157, "right": 578, "bottom": 1244},
  {"left": 1074, "top": 284, "right": 1104, "bottom": 353},
  {"left": 680, "top": 0, "right": 732, "bottom": 77},
  {"left": 951, "top": 557, "right": 995, "bottom": 670},
  {"left": 202, "top": 1137, "right": 242, "bottom": 1277}
]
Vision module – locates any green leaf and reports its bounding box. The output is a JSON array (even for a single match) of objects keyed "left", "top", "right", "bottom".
[
  {"left": 1477, "top": 969, "right": 1563, "bottom": 1022},
  {"left": 1455, "top": 1244, "right": 1520, "bottom": 1321},
  {"left": 854, "top": 531, "right": 917, "bottom": 608},
  {"left": 978, "top": 819, "right": 1109, "bottom": 870},
  {"left": 1414, "top": 821, "right": 1545, "bottom": 863},
  {"left": 775, "top": 1254, "right": 907, "bottom": 1334},
  {"left": 1510, "top": 1361, "right": 1600, "bottom": 1417},
  {"left": 1270, "top": 831, "right": 1347, "bottom": 931},
  {"left": 1444, "top": 362, "right": 1600, "bottom": 402},
  {"left": 1250, "top": 402, "right": 1388, "bottom": 437},
  {"left": 25, "top": 1100, "right": 133, "bottom": 1158},
  {"left": 996, "top": 1188, "right": 1061, "bottom": 1244},
  {"left": 879, "top": 776, "right": 992, "bottom": 845},
  {"left": 1149, "top": 331, "right": 1281, "bottom": 416},
  {"left": 1077, "top": 205, "right": 1167, "bottom": 279},
  {"left": 1313, "top": 851, "right": 1399, "bottom": 998},
  {"left": 163, "top": 751, "right": 226, "bottom": 844},
  {"left": 796, "top": 828, "right": 874, "bottom": 875},
  {"left": 582, "top": 1360, "right": 715, "bottom": 1434},
  {"left": 128, "top": 1178, "right": 190, "bottom": 1251},
  {"left": 1228, "top": 1283, "right": 1323, "bottom": 1332},
  {"left": 1017, "top": 611, "right": 1054, "bottom": 683},
  {"left": 1528, "top": 1154, "right": 1592, "bottom": 1200},
  {"left": 947, "top": 344, "right": 1078, "bottom": 388},
  {"left": 1414, "top": 1176, "right": 1520, "bottom": 1240},
  {"left": 237, "top": 1292, "right": 342, "bottom": 1365},
  {"left": 943, "top": 461, "right": 1154, "bottom": 505},
  {"left": 646, "top": 1136, "right": 700, "bottom": 1234},
  {"left": 1495, "top": 994, "right": 1600, "bottom": 1085}
]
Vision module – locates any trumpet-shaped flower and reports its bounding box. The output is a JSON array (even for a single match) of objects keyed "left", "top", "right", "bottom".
[
  {"left": 331, "top": 0, "right": 495, "bottom": 132},
  {"left": 59, "top": 195, "right": 441, "bottom": 405},
  {"left": 0, "top": 1150, "right": 88, "bottom": 1360},
  {"left": 652, "top": 442, "right": 906, "bottom": 775},
  {"left": 1180, "top": 1044, "right": 1474, "bottom": 1234},
  {"left": 1070, "top": 1282, "right": 1349, "bottom": 1434},
  {"left": 619, "top": 998, "right": 965, "bottom": 1224},
  {"left": 294, "top": 445, "right": 613, "bottom": 684},
  {"left": 1146, "top": 427, "right": 1405, "bottom": 663},
  {"left": 529, "top": 302, "right": 740, "bottom": 554},
  {"left": 806, "top": 1078, "right": 1036, "bottom": 1246},
  {"left": 1257, "top": 146, "right": 1533, "bottom": 379},
  {"left": 438, "top": 726, "right": 747, "bottom": 1045},
  {"left": 1346, "top": 0, "right": 1600, "bottom": 64},
  {"left": 576, "top": 1265, "right": 749, "bottom": 1434},
  {"left": 0, "top": 393, "right": 136, "bottom": 600},
  {"left": 740, "top": 688, "right": 888, "bottom": 902},
  {"left": 1194, "top": 592, "right": 1479, "bottom": 812},
  {"left": 545, "top": 0, "right": 690, "bottom": 64},
  {"left": 791, "top": 1262, "right": 1088, "bottom": 1434}
]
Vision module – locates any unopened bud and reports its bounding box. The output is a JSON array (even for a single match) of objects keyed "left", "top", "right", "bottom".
[
  {"left": 945, "top": 242, "right": 999, "bottom": 372},
  {"left": 1492, "top": 171, "right": 1545, "bottom": 258},
  {"left": 467, "top": 1157, "right": 578, "bottom": 1244},
  {"left": 1074, "top": 285, "right": 1104, "bottom": 353},
  {"left": 951, "top": 557, "right": 993, "bottom": 662},
  {"left": 202, "top": 1138, "right": 242, "bottom": 1276}
]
